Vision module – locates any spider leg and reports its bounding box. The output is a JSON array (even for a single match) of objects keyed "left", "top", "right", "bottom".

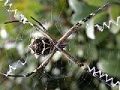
[
  {"left": 58, "top": 49, "right": 120, "bottom": 87},
  {"left": 1, "top": 49, "right": 56, "bottom": 78},
  {"left": 57, "top": 3, "right": 109, "bottom": 44},
  {"left": 31, "top": 16, "right": 47, "bottom": 32},
  {"left": 32, "top": 23, "right": 54, "bottom": 43},
  {"left": 59, "top": 49, "right": 85, "bottom": 68},
  {"left": 25, "top": 49, "right": 56, "bottom": 77},
  {"left": 4, "top": 20, "right": 20, "bottom": 24}
]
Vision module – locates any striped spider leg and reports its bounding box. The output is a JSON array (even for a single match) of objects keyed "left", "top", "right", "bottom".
[
  {"left": 55, "top": 3, "right": 109, "bottom": 67},
  {"left": 54, "top": 3, "right": 120, "bottom": 87},
  {"left": 56, "top": 3, "right": 109, "bottom": 45},
  {"left": 58, "top": 48, "right": 120, "bottom": 87}
]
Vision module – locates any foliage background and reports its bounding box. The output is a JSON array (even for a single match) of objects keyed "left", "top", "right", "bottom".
[{"left": 0, "top": 0, "right": 120, "bottom": 90}]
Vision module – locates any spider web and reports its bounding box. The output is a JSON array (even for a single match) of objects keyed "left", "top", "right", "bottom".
[{"left": 0, "top": 0, "right": 120, "bottom": 90}]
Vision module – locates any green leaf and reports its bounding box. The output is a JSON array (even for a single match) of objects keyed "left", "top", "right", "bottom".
[
  {"left": 111, "top": 4, "right": 120, "bottom": 20},
  {"left": 98, "top": 49, "right": 120, "bottom": 77},
  {"left": 86, "top": 0, "right": 105, "bottom": 6},
  {"left": 68, "top": 0, "right": 97, "bottom": 23}
]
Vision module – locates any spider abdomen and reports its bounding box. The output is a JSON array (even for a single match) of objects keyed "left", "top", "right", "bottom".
[{"left": 30, "top": 37, "right": 54, "bottom": 56}]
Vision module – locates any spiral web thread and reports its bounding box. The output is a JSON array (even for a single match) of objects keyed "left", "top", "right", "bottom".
[{"left": 3, "top": 0, "right": 120, "bottom": 89}]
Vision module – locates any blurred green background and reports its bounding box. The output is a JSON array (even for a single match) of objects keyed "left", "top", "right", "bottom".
[{"left": 0, "top": 0, "right": 120, "bottom": 90}]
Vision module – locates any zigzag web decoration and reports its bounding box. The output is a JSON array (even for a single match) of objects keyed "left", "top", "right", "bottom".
[
  {"left": 86, "top": 16, "right": 120, "bottom": 39},
  {"left": 85, "top": 65, "right": 120, "bottom": 89},
  {"left": 95, "top": 16, "right": 120, "bottom": 32},
  {"left": 3, "top": 0, "right": 33, "bottom": 76}
]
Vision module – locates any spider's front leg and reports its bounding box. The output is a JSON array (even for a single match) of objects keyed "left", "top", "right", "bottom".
[{"left": 57, "top": 3, "right": 109, "bottom": 44}]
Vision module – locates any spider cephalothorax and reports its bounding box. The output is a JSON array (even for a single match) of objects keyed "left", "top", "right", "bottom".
[{"left": 30, "top": 37, "right": 54, "bottom": 55}]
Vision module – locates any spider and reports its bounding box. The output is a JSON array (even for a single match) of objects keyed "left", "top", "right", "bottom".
[{"left": 2, "top": 3, "right": 119, "bottom": 87}]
